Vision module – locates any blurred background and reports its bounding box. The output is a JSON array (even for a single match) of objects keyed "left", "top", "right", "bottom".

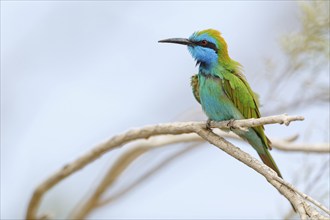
[{"left": 1, "top": 1, "right": 329, "bottom": 219}]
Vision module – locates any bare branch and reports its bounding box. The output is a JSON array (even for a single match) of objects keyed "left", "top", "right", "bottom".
[
  {"left": 73, "top": 132, "right": 329, "bottom": 218},
  {"left": 273, "top": 176, "right": 330, "bottom": 216},
  {"left": 70, "top": 140, "right": 200, "bottom": 219},
  {"left": 210, "top": 113, "right": 304, "bottom": 128},
  {"left": 213, "top": 131, "right": 330, "bottom": 153},
  {"left": 25, "top": 114, "right": 328, "bottom": 220},
  {"left": 70, "top": 134, "right": 204, "bottom": 219},
  {"left": 271, "top": 139, "right": 330, "bottom": 153},
  {"left": 195, "top": 129, "right": 330, "bottom": 219}
]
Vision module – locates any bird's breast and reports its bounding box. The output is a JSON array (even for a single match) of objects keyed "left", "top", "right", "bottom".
[{"left": 198, "top": 73, "right": 242, "bottom": 121}]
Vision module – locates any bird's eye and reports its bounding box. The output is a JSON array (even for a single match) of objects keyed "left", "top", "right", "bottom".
[{"left": 201, "top": 40, "right": 208, "bottom": 46}]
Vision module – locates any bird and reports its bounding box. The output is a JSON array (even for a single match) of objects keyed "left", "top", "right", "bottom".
[{"left": 158, "top": 29, "right": 282, "bottom": 178}]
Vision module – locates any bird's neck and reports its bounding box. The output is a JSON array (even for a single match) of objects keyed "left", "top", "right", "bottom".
[
  {"left": 198, "top": 61, "right": 225, "bottom": 77},
  {"left": 198, "top": 58, "right": 239, "bottom": 77}
]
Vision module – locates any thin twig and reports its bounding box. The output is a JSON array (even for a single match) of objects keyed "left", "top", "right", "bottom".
[
  {"left": 271, "top": 140, "right": 330, "bottom": 153},
  {"left": 274, "top": 176, "right": 330, "bottom": 215}
]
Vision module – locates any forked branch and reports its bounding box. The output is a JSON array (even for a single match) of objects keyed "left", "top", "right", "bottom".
[{"left": 25, "top": 114, "right": 329, "bottom": 220}]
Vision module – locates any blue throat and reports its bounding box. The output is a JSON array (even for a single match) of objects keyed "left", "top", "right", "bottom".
[{"left": 198, "top": 61, "right": 219, "bottom": 77}]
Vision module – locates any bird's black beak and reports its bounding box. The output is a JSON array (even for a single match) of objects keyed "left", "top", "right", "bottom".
[{"left": 158, "top": 38, "right": 193, "bottom": 46}]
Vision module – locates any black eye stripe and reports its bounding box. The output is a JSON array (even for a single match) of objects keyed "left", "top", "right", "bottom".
[{"left": 195, "top": 40, "right": 218, "bottom": 54}]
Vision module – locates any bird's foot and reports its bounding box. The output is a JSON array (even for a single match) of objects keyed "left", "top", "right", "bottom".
[
  {"left": 206, "top": 119, "right": 212, "bottom": 131},
  {"left": 227, "top": 119, "right": 236, "bottom": 131}
]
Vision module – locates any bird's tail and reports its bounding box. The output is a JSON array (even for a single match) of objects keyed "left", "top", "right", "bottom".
[
  {"left": 236, "top": 128, "right": 283, "bottom": 178},
  {"left": 257, "top": 150, "right": 282, "bottom": 178},
  {"left": 258, "top": 150, "right": 297, "bottom": 212},
  {"left": 236, "top": 128, "right": 296, "bottom": 211}
]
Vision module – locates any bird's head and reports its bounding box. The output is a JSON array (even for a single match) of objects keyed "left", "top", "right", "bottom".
[{"left": 159, "top": 29, "right": 230, "bottom": 68}]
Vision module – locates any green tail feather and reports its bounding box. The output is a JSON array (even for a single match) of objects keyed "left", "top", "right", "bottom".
[
  {"left": 258, "top": 150, "right": 282, "bottom": 178},
  {"left": 258, "top": 151, "right": 297, "bottom": 211}
]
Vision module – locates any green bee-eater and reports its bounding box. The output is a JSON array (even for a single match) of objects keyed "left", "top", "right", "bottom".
[{"left": 159, "top": 29, "right": 282, "bottom": 178}]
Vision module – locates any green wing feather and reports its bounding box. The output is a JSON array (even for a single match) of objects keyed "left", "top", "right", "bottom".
[
  {"left": 191, "top": 74, "right": 201, "bottom": 104},
  {"left": 221, "top": 71, "right": 272, "bottom": 150}
]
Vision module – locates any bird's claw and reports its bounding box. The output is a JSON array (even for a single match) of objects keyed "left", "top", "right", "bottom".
[
  {"left": 227, "top": 119, "right": 236, "bottom": 131},
  {"left": 206, "top": 119, "right": 212, "bottom": 131}
]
